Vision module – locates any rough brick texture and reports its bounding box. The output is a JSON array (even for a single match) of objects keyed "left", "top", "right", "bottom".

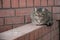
[
  {"left": 48, "top": 0, "right": 54, "bottom": 6},
  {"left": 11, "top": 0, "right": 19, "bottom": 8},
  {"left": 34, "top": 0, "right": 40, "bottom": 7},
  {"left": 0, "top": 25, "right": 12, "bottom": 32},
  {"left": 16, "top": 8, "right": 33, "bottom": 16},
  {"left": 53, "top": 14, "right": 60, "bottom": 20},
  {"left": 0, "top": 0, "right": 1, "bottom": 8},
  {"left": 34, "top": 29, "right": 39, "bottom": 40},
  {"left": 19, "top": 0, "right": 26, "bottom": 7},
  {"left": 29, "top": 31, "right": 35, "bottom": 40},
  {"left": 0, "top": 1, "right": 59, "bottom": 40},
  {"left": 15, "top": 21, "right": 59, "bottom": 40},
  {"left": 15, "top": 36, "right": 25, "bottom": 40},
  {"left": 3, "top": 0, "right": 10, "bottom": 8},
  {"left": 5, "top": 17, "right": 24, "bottom": 24},
  {"left": 42, "top": 33, "right": 50, "bottom": 40},
  {"left": 25, "top": 34, "right": 30, "bottom": 40},
  {"left": 27, "top": 0, "right": 33, "bottom": 7},
  {"left": 41, "top": 0, "right": 47, "bottom": 6},
  {"left": 0, "top": 18, "right": 4, "bottom": 25},
  {"left": 0, "top": 9, "right": 15, "bottom": 17},
  {"left": 25, "top": 15, "right": 31, "bottom": 23},
  {"left": 55, "top": 0, "right": 60, "bottom": 6},
  {"left": 53, "top": 7, "right": 60, "bottom": 13}
]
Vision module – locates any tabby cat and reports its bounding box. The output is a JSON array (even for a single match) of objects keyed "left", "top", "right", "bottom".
[{"left": 30, "top": 8, "right": 53, "bottom": 26}]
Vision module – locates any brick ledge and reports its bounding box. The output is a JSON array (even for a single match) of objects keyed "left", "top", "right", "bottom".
[{"left": 0, "top": 23, "right": 44, "bottom": 40}]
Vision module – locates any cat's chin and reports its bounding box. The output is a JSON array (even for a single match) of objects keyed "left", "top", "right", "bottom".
[
  {"left": 36, "top": 23, "right": 44, "bottom": 26},
  {"left": 36, "top": 24, "right": 42, "bottom": 26}
]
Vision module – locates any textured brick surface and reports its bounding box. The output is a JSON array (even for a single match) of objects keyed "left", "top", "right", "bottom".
[
  {"left": 0, "top": 0, "right": 59, "bottom": 40},
  {"left": 3, "top": 0, "right": 10, "bottom": 8},
  {"left": 19, "top": 0, "right": 26, "bottom": 7},
  {"left": 25, "top": 15, "right": 31, "bottom": 23},
  {"left": 52, "top": 34, "right": 59, "bottom": 40},
  {"left": 42, "top": 33, "right": 51, "bottom": 40},
  {"left": 15, "top": 36, "right": 25, "bottom": 40},
  {"left": 51, "top": 20, "right": 58, "bottom": 30},
  {"left": 0, "top": 0, "right": 1, "bottom": 8},
  {"left": 5, "top": 17, "right": 24, "bottom": 24},
  {"left": 55, "top": 0, "right": 60, "bottom": 5},
  {"left": 53, "top": 14, "right": 60, "bottom": 20},
  {"left": 29, "top": 31, "right": 35, "bottom": 40},
  {"left": 25, "top": 34, "right": 30, "bottom": 40},
  {"left": 41, "top": 0, "right": 47, "bottom": 6},
  {"left": 0, "top": 18, "right": 4, "bottom": 25},
  {"left": 35, "top": 29, "right": 39, "bottom": 40},
  {"left": 53, "top": 14, "right": 57, "bottom": 20},
  {"left": 48, "top": 0, "right": 54, "bottom": 6},
  {"left": 38, "top": 27, "right": 42, "bottom": 37},
  {"left": 53, "top": 7, "right": 60, "bottom": 13},
  {"left": 0, "top": 9, "right": 15, "bottom": 17},
  {"left": 27, "top": 0, "right": 33, "bottom": 7},
  {"left": 16, "top": 8, "right": 33, "bottom": 16},
  {"left": 11, "top": 0, "right": 19, "bottom": 8},
  {"left": 41, "top": 26, "right": 50, "bottom": 36},
  {"left": 0, "top": 25, "right": 12, "bottom": 33},
  {"left": 34, "top": 0, "right": 40, "bottom": 7}
]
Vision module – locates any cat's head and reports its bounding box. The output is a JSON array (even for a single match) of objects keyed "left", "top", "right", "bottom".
[{"left": 34, "top": 8, "right": 48, "bottom": 16}]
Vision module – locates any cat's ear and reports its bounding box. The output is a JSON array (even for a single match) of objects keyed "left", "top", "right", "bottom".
[{"left": 34, "top": 8, "right": 37, "bottom": 12}]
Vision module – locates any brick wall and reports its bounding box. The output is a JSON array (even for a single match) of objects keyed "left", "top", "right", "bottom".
[
  {"left": 14, "top": 21, "right": 59, "bottom": 40},
  {"left": 0, "top": 0, "right": 60, "bottom": 40}
]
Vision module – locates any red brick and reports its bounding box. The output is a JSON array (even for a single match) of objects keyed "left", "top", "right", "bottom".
[
  {"left": 53, "top": 34, "right": 59, "bottom": 40},
  {"left": 19, "top": 0, "right": 26, "bottom": 7},
  {"left": 41, "top": 0, "right": 47, "bottom": 6},
  {"left": 48, "top": 0, "right": 54, "bottom": 6},
  {"left": 53, "top": 14, "right": 60, "bottom": 20},
  {"left": 5, "top": 17, "right": 24, "bottom": 24},
  {"left": 53, "top": 14, "right": 57, "bottom": 20},
  {"left": 25, "top": 34, "right": 30, "bottom": 40},
  {"left": 11, "top": 0, "right": 19, "bottom": 8},
  {"left": 38, "top": 27, "right": 42, "bottom": 37},
  {"left": 25, "top": 15, "right": 31, "bottom": 23},
  {"left": 0, "top": 9, "right": 15, "bottom": 17},
  {"left": 37, "top": 38, "right": 42, "bottom": 40},
  {"left": 53, "top": 7, "right": 60, "bottom": 13},
  {"left": 3, "top": 0, "right": 10, "bottom": 8},
  {"left": 51, "top": 30, "right": 56, "bottom": 38},
  {"left": 0, "top": 18, "right": 4, "bottom": 25},
  {"left": 42, "top": 33, "right": 51, "bottom": 40},
  {"left": 30, "top": 31, "right": 35, "bottom": 40},
  {"left": 51, "top": 20, "right": 58, "bottom": 30},
  {"left": 16, "top": 8, "right": 33, "bottom": 16},
  {"left": 0, "top": 25, "right": 12, "bottom": 33},
  {"left": 34, "top": 29, "right": 39, "bottom": 40},
  {"left": 41, "top": 26, "right": 50, "bottom": 35},
  {"left": 34, "top": 0, "right": 40, "bottom": 7},
  {"left": 51, "top": 31, "right": 54, "bottom": 40},
  {"left": 15, "top": 36, "right": 25, "bottom": 40},
  {"left": 0, "top": 0, "right": 1, "bottom": 8},
  {"left": 54, "top": 29, "right": 59, "bottom": 35},
  {"left": 27, "top": 0, "right": 33, "bottom": 7},
  {"left": 55, "top": 0, "right": 60, "bottom": 5}
]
